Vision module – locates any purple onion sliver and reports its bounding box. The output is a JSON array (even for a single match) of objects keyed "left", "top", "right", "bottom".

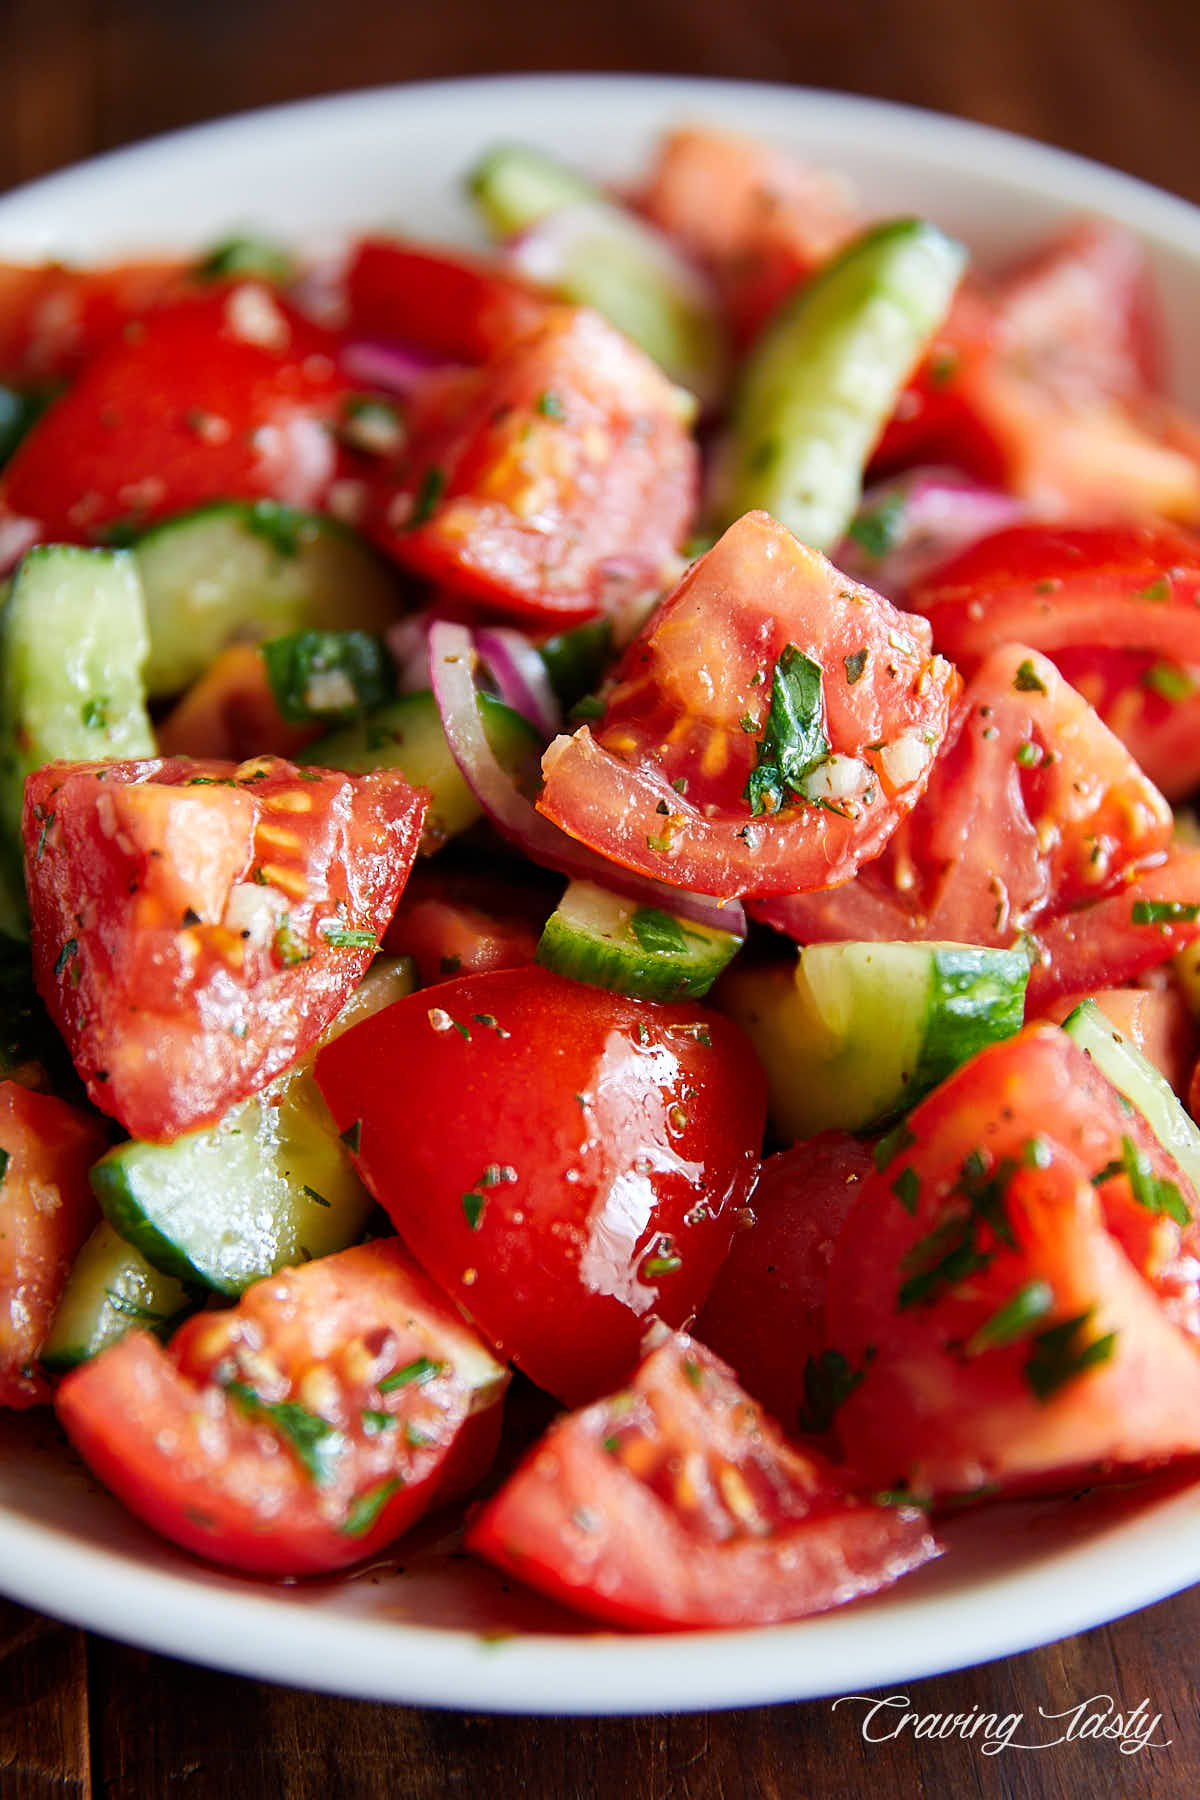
[
  {"left": 340, "top": 338, "right": 457, "bottom": 396},
  {"left": 474, "top": 626, "right": 562, "bottom": 738}
]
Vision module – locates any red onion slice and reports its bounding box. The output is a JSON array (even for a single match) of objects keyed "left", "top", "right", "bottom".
[
  {"left": 428, "top": 619, "right": 745, "bottom": 937},
  {"left": 0, "top": 514, "right": 38, "bottom": 576},
  {"left": 474, "top": 626, "right": 562, "bottom": 738},
  {"left": 835, "top": 469, "right": 1026, "bottom": 599},
  {"left": 340, "top": 337, "right": 459, "bottom": 396}
]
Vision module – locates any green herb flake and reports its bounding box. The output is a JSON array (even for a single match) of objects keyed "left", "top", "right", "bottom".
[
  {"left": 323, "top": 927, "right": 378, "bottom": 950},
  {"left": 0, "top": 1148, "right": 9, "bottom": 1184},
  {"left": 462, "top": 1189, "right": 486, "bottom": 1230},
  {"left": 1139, "top": 578, "right": 1171, "bottom": 603},
  {"left": 536, "top": 389, "right": 565, "bottom": 420},
  {"left": 302, "top": 1184, "right": 330, "bottom": 1208},
  {"left": 273, "top": 919, "right": 312, "bottom": 966},
  {"left": 224, "top": 1380, "right": 344, "bottom": 1485},
  {"left": 873, "top": 1120, "right": 917, "bottom": 1174},
  {"left": 360, "top": 1408, "right": 396, "bottom": 1436},
  {"left": 1143, "top": 661, "right": 1195, "bottom": 703},
  {"left": 891, "top": 1167, "right": 921, "bottom": 1215},
  {"left": 1013, "top": 659, "right": 1047, "bottom": 694},
  {"left": 742, "top": 644, "right": 829, "bottom": 817},
  {"left": 966, "top": 1279, "right": 1055, "bottom": 1355},
  {"left": 1103, "top": 1134, "right": 1192, "bottom": 1225},
  {"left": 340, "top": 1119, "right": 362, "bottom": 1154},
  {"left": 847, "top": 489, "right": 907, "bottom": 560},
  {"left": 630, "top": 908, "right": 696, "bottom": 956},
  {"left": 1132, "top": 899, "right": 1200, "bottom": 926},
  {"left": 1014, "top": 740, "right": 1041, "bottom": 768},
  {"left": 341, "top": 1474, "right": 405, "bottom": 1538},
  {"left": 379, "top": 1356, "right": 445, "bottom": 1393},
  {"left": 898, "top": 1214, "right": 989, "bottom": 1311},
  {"left": 81, "top": 696, "right": 109, "bottom": 730},
  {"left": 797, "top": 1347, "right": 874, "bottom": 1434},
  {"left": 410, "top": 465, "right": 446, "bottom": 527},
  {"left": 844, "top": 648, "right": 869, "bottom": 685},
  {"left": 1024, "top": 1309, "right": 1118, "bottom": 1402},
  {"left": 262, "top": 629, "right": 393, "bottom": 725},
  {"left": 53, "top": 938, "right": 78, "bottom": 979}
]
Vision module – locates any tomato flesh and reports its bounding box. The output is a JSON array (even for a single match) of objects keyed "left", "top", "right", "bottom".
[
  {"left": 315, "top": 964, "right": 766, "bottom": 1405},
  {"left": 55, "top": 1239, "right": 509, "bottom": 1575},
  {"left": 24, "top": 755, "right": 427, "bottom": 1140},
  {"left": 343, "top": 238, "right": 551, "bottom": 364},
  {"left": 0, "top": 1083, "right": 109, "bottom": 1407},
  {"left": 538, "top": 510, "right": 959, "bottom": 900},
  {"left": 467, "top": 1332, "right": 940, "bottom": 1629}
]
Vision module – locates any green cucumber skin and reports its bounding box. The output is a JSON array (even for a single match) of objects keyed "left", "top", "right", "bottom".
[
  {"left": 468, "top": 143, "right": 600, "bottom": 236},
  {"left": 720, "top": 218, "right": 968, "bottom": 549},
  {"left": 1061, "top": 998, "right": 1200, "bottom": 1195},
  {"left": 0, "top": 545, "right": 155, "bottom": 926},
  {"left": 536, "top": 881, "right": 740, "bottom": 1002},
  {"left": 907, "top": 946, "right": 1031, "bottom": 1106},
  {"left": 133, "top": 502, "right": 399, "bottom": 698},
  {"left": 40, "top": 1220, "right": 192, "bottom": 1370}
]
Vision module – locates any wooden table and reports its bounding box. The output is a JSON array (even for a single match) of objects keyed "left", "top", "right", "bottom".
[{"left": 1, "top": 1, "right": 1199, "bottom": 1794}]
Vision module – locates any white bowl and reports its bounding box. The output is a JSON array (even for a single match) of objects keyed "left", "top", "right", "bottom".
[{"left": 2, "top": 74, "right": 1200, "bottom": 1714}]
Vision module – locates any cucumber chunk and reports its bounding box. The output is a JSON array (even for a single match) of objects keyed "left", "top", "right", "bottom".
[
  {"left": 132, "top": 502, "right": 399, "bottom": 698},
  {"left": 718, "top": 218, "right": 968, "bottom": 549},
  {"left": 307, "top": 688, "right": 541, "bottom": 854},
  {"left": 536, "top": 879, "right": 742, "bottom": 1001},
  {"left": 40, "top": 1221, "right": 192, "bottom": 1370},
  {"left": 1061, "top": 997, "right": 1200, "bottom": 1198},
  {"left": 0, "top": 544, "right": 155, "bottom": 930},
  {"left": 716, "top": 939, "right": 1028, "bottom": 1139},
  {"left": 90, "top": 956, "right": 416, "bottom": 1295},
  {"left": 468, "top": 143, "right": 726, "bottom": 405}
]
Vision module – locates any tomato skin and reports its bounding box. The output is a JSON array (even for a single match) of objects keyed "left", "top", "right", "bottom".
[
  {"left": 343, "top": 238, "right": 551, "bottom": 363},
  {"left": 467, "top": 1332, "right": 939, "bottom": 1629},
  {"left": 0, "top": 287, "right": 356, "bottom": 544},
  {"left": 538, "top": 511, "right": 959, "bottom": 901},
  {"left": 23, "top": 756, "right": 427, "bottom": 1141},
  {"left": 827, "top": 1025, "right": 1200, "bottom": 1498},
  {"left": 380, "top": 859, "right": 552, "bottom": 984},
  {"left": 55, "top": 1239, "right": 509, "bottom": 1576},
  {"left": 694, "top": 1133, "right": 875, "bottom": 1438},
  {"left": 363, "top": 305, "right": 698, "bottom": 626},
  {"left": 315, "top": 965, "right": 766, "bottom": 1406},
  {"left": 1025, "top": 849, "right": 1200, "bottom": 1009},
  {"left": 0, "top": 1083, "right": 109, "bottom": 1407},
  {"left": 0, "top": 258, "right": 195, "bottom": 382}
]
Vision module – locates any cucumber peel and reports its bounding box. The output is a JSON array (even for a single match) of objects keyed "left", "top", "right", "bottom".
[{"left": 536, "top": 879, "right": 742, "bottom": 1001}]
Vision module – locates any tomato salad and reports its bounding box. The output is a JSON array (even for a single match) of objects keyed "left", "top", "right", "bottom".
[{"left": 2, "top": 122, "right": 1200, "bottom": 1635}]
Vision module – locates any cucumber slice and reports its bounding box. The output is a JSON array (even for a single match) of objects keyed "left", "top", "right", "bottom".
[
  {"left": 716, "top": 939, "right": 1028, "bottom": 1139},
  {"left": 307, "top": 688, "right": 541, "bottom": 854},
  {"left": 132, "top": 502, "right": 399, "bottom": 698},
  {"left": 718, "top": 218, "right": 968, "bottom": 549},
  {"left": 40, "top": 1221, "right": 192, "bottom": 1370},
  {"left": 468, "top": 143, "right": 726, "bottom": 404},
  {"left": 536, "top": 879, "right": 742, "bottom": 1001},
  {"left": 1061, "top": 997, "right": 1200, "bottom": 1197},
  {"left": 90, "top": 956, "right": 415, "bottom": 1295},
  {"left": 0, "top": 544, "right": 155, "bottom": 928},
  {"left": 261, "top": 629, "right": 393, "bottom": 725}
]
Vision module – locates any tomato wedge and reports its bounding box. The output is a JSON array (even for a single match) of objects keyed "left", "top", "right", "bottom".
[
  {"left": 827, "top": 1025, "right": 1200, "bottom": 1498},
  {"left": 315, "top": 965, "right": 765, "bottom": 1405},
  {"left": 56, "top": 1239, "right": 509, "bottom": 1575},
  {"left": 467, "top": 1331, "right": 940, "bottom": 1629},
  {"left": 0, "top": 1083, "right": 108, "bottom": 1407},
  {"left": 23, "top": 755, "right": 427, "bottom": 1141},
  {"left": 0, "top": 286, "right": 357, "bottom": 544},
  {"left": 363, "top": 305, "right": 698, "bottom": 626},
  {"left": 538, "top": 511, "right": 959, "bottom": 900},
  {"left": 343, "top": 238, "right": 551, "bottom": 363},
  {"left": 0, "top": 257, "right": 195, "bottom": 382}
]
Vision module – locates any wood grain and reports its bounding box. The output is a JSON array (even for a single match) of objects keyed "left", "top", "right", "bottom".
[{"left": 1, "top": 0, "right": 1199, "bottom": 1793}]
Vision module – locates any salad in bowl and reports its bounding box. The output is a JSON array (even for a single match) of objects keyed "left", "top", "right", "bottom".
[{"left": 1, "top": 76, "right": 1200, "bottom": 1710}]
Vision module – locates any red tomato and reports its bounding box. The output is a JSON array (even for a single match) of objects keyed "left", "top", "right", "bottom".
[
  {"left": 1025, "top": 849, "right": 1200, "bottom": 1009},
  {"left": 753, "top": 643, "right": 1174, "bottom": 968},
  {"left": 154, "top": 645, "right": 321, "bottom": 763},
  {"left": 1038, "top": 986, "right": 1197, "bottom": 1098},
  {"left": 694, "top": 1133, "right": 876, "bottom": 1439},
  {"left": 343, "top": 238, "right": 551, "bottom": 363},
  {"left": 23, "top": 755, "right": 427, "bottom": 1141},
  {"left": 467, "top": 1331, "right": 940, "bottom": 1629},
  {"left": 1053, "top": 646, "right": 1200, "bottom": 802},
  {"left": 363, "top": 305, "right": 698, "bottom": 626},
  {"left": 638, "top": 126, "right": 861, "bottom": 346},
  {"left": 874, "top": 224, "right": 1200, "bottom": 523},
  {"left": 827, "top": 1025, "right": 1200, "bottom": 1498},
  {"left": 538, "top": 511, "right": 959, "bottom": 901},
  {"left": 0, "top": 1083, "right": 108, "bottom": 1407},
  {"left": 380, "top": 859, "right": 553, "bottom": 984},
  {"left": 55, "top": 1239, "right": 509, "bottom": 1575},
  {"left": 0, "top": 258, "right": 194, "bottom": 382},
  {"left": 315, "top": 965, "right": 766, "bottom": 1405},
  {"left": 0, "top": 286, "right": 357, "bottom": 544}
]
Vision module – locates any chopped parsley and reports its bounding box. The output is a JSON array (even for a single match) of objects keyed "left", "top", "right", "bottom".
[
  {"left": 341, "top": 1474, "right": 405, "bottom": 1537},
  {"left": 873, "top": 1120, "right": 917, "bottom": 1173},
  {"left": 410, "top": 465, "right": 446, "bottom": 527},
  {"left": 536, "top": 388, "right": 565, "bottom": 420},
  {"left": 797, "top": 1347, "right": 874, "bottom": 1434},
  {"left": 846, "top": 489, "right": 907, "bottom": 560},
  {"left": 965, "top": 1280, "right": 1054, "bottom": 1355},
  {"left": 843, "top": 648, "right": 869, "bottom": 685},
  {"left": 1024, "top": 1309, "right": 1117, "bottom": 1402},
  {"left": 630, "top": 908, "right": 702, "bottom": 955},
  {"left": 1094, "top": 1135, "right": 1191, "bottom": 1225},
  {"left": 339, "top": 1119, "right": 362, "bottom": 1154},
  {"left": 322, "top": 927, "right": 378, "bottom": 950},
  {"left": 81, "top": 696, "right": 109, "bottom": 730},
  {"left": 742, "top": 644, "right": 829, "bottom": 817},
  {"left": 891, "top": 1167, "right": 921, "bottom": 1216},
  {"left": 262, "top": 629, "right": 393, "bottom": 724},
  {"left": 1143, "top": 661, "right": 1194, "bottom": 703},
  {"left": 1013, "top": 659, "right": 1047, "bottom": 694},
  {"left": 223, "top": 1380, "right": 344, "bottom": 1485},
  {"left": 1132, "top": 899, "right": 1200, "bottom": 926},
  {"left": 273, "top": 919, "right": 312, "bottom": 966},
  {"left": 379, "top": 1356, "right": 445, "bottom": 1393}
]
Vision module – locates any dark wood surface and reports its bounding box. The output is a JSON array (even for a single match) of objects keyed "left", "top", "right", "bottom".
[{"left": 2, "top": 2, "right": 1200, "bottom": 1794}]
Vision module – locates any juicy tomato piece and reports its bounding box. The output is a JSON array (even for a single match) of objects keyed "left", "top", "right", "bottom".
[
  {"left": 381, "top": 859, "right": 553, "bottom": 984},
  {"left": 827, "top": 1025, "right": 1200, "bottom": 1498},
  {"left": 467, "top": 1331, "right": 939, "bottom": 1629},
  {"left": 0, "top": 1083, "right": 108, "bottom": 1407},
  {"left": 155, "top": 644, "right": 321, "bottom": 763},
  {"left": 343, "top": 238, "right": 551, "bottom": 364},
  {"left": 753, "top": 644, "right": 1174, "bottom": 963},
  {"left": 638, "top": 126, "right": 861, "bottom": 347},
  {"left": 55, "top": 1239, "right": 509, "bottom": 1575},
  {"left": 315, "top": 965, "right": 766, "bottom": 1405},
  {"left": 0, "top": 285, "right": 357, "bottom": 545},
  {"left": 1025, "top": 849, "right": 1200, "bottom": 1009},
  {"left": 1038, "top": 985, "right": 1198, "bottom": 1098},
  {"left": 538, "top": 511, "right": 959, "bottom": 901},
  {"left": 1053, "top": 646, "right": 1200, "bottom": 802},
  {"left": 0, "top": 258, "right": 195, "bottom": 382},
  {"left": 875, "top": 224, "right": 1200, "bottom": 523},
  {"left": 363, "top": 305, "right": 698, "bottom": 626},
  {"left": 694, "top": 1133, "right": 876, "bottom": 1439},
  {"left": 23, "top": 756, "right": 427, "bottom": 1141}
]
